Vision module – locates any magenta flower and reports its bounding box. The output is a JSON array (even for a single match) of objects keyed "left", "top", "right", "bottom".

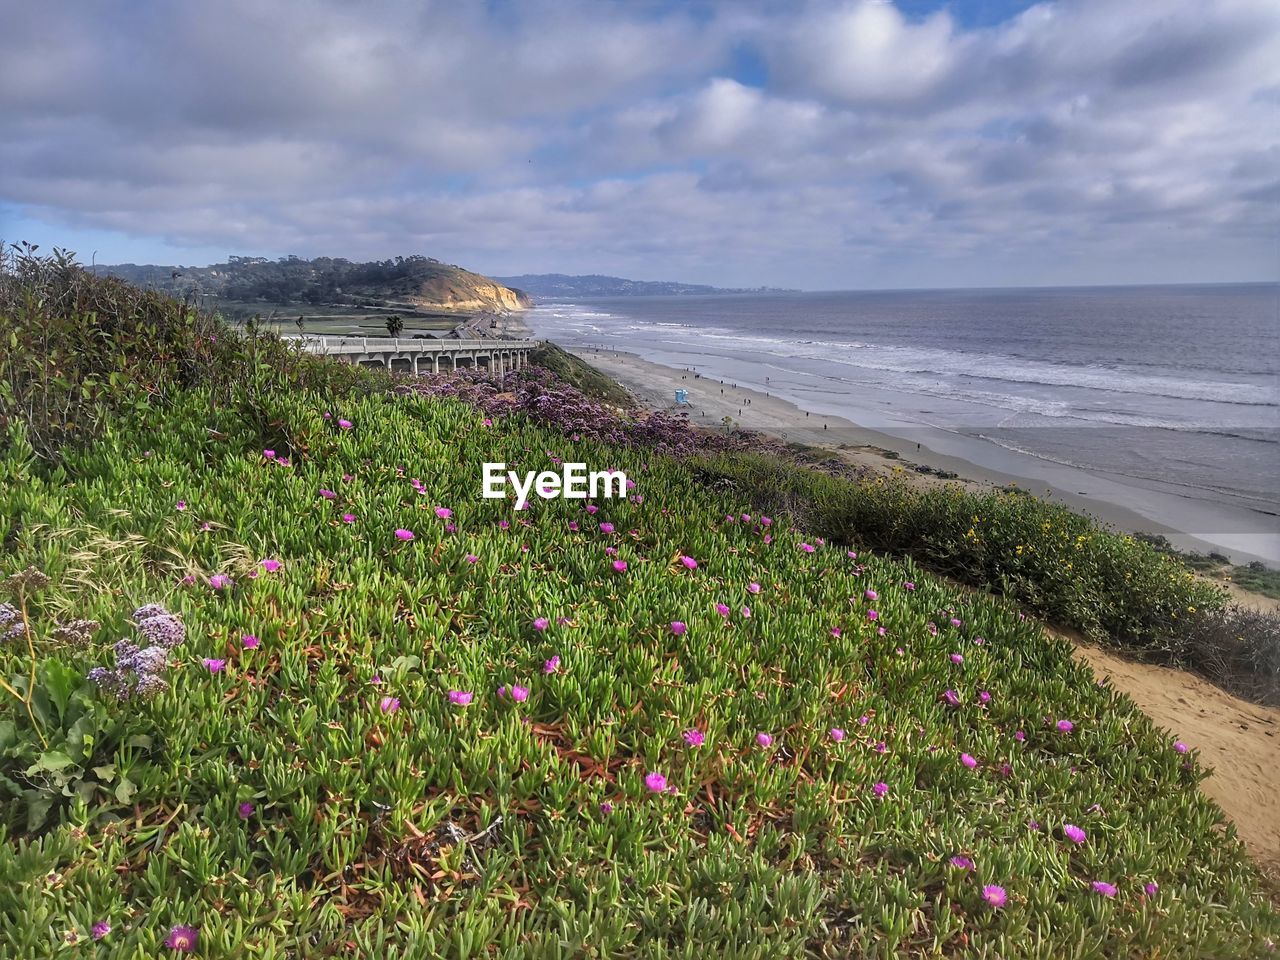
[
  {"left": 830, "top": 728, "right": 846, "bottom": 742},
  {"left": 262, "top": 449, "right": 276, "bottom": 459},
  {"left": 872, "top": 781, "right": 889, "bottom": 798},
  {"left": 950, "top": 856, "right": 974, "bottom": 870},
  {"left": 683, "top": 729, "right": 705, "bottom": 747},
  {"left": 982, "top": 885, "right": 1007, "bottom": 909},
  {"left": 337, "top": 418, "right": 353, "bottom": 430},
  {"left": 510, "top": 684, "right": 529, "bottom": 703},
  {"left": 544, "top": 655, "right": 561, "bottom": 674},
  {"left": 533, "top": 617, "right": 550, "bottom": 631},
  {"left": 203, "top": 658, "right": 226, "bottom": 673},
  {"left": 866, "top": 609, "right": 879, "bottom": 621},
  {"left": 1091, "top": 881, "right": 1117, "bottom": 897},
  {"left": 864, "top": 589, "right": 878, "bottom": 601},
  {"left": 601, "top": 522, "right": 617, "bottom": 534},
  {"left": 394, "top": 528, "right": 414, "bottom": 541},
  {"left": 679, "top": 555, "right": 696, "bottom": 569},
  {"left": 238, "top": 801, "right": 255, "bottom": 819},
  {"left": 448, "top": 690, "right": 473, "bottom": 707},
  {"left": 1174, "top": 741, "right": 1189, "bottom": 754},
  {"left": 715, "top": 603, "right": 731, "bottom": 617},
  {"left": 1056, "top": 719, "right": 1074, "bottom": 733},
  {"left": 800, "top": 543, "right": 815, "bottom": 553},
  {"left": 599, "top": 801, "right": 613, "bottom": 814},
  {"left": 379, "top": 696, "right": 400, "bottom": 713},
  {"left": 465, "top": 554, "right": 479, "bottom": 565},
  {"left": 960, "top": 752, "right": 978, "bottom": 769},
  {"left": 644, "top": 771, "right": 668, "bottom": 793},
  {"left": 435, "top": 507, "right": 452, "bottom": 519},
  {"left": 176, "top": 500, "right": 187, "bottom": 512},
  {"left": 942, "top": 689, "right": 961, "bottom": 706},
  {"left": 1145, "top": 881, "right": 1159, "bottom": 896},
  {"left": 91, "top": 921, "right": 110, "bottom": 940},
  {"left": 756, "top": 732, "right": 773, "bottom": 747},
  {"left": 903, "top": 581, "right": 916, "bottom": 590},
  {"left": 671, "top": 621, "right": 687, "bottom": 635},
  {"left": 342, "top": 513, "right": 356, "bottom": 524},
  {"left": 209, "top": 574, "right": 231, "bottom": 591},
  {"left": 950, "top": 653, "right": 964, "bottom": 665},
  {"left": 260, "top": 558, "right": 281, "bottom": 573},
  {"left": 1015, "top": 730, "right": 1026, "bottom": 742},
  {"left": 1063, "top": 824, "right": 1087, "bottom": 844},
  {"left": 165, "top": 925, "right": 199, "bottom": 952},
  {"left": 320, "top": 489, "right": 337, "bottom": 500},
  {"left": 612, "top": 560, "right": 628, "bottom": 573},
  {"left": 741, "top": 605, "right": 751, "bottom": 618},
  {"left": 748, "top": 582, "right": 761, "bottom": 594},
  {"left": 242, "top": 634, "right": 259, "bottom": 649}
]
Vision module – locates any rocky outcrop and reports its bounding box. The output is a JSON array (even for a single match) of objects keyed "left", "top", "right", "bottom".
[{"left": 405, "top": 275, "right": 533, "bottom": 313}]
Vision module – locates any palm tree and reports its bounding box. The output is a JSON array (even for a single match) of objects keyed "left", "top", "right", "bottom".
[{"left": 385, "top": 314, "right": 404, "bottom": 337}]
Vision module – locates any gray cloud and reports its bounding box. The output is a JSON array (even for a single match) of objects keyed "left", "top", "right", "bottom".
[{"left": 1, "top": 0, "right": 1276, "bottom": 288}]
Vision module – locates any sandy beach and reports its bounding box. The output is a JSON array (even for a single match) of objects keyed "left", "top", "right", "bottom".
[{"left": 566, "top": 346, "right": 1279, "bottom": 566}]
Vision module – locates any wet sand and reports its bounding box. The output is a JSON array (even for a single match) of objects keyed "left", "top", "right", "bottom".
[{"left": 573, "top": 347, "right": 1273, "bottom": 561}]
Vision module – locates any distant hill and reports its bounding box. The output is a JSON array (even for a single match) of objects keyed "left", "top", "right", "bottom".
[
  {"left": 100, "top": 255, "right": 533, "bottom": 315},
  {"left": 492, "top": 273, "right": 799, "bottom": 298}
]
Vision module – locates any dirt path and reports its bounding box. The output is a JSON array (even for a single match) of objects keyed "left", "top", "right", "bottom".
[{"left": 1072, "top": 641, "right": 1280, "bottom": 879}]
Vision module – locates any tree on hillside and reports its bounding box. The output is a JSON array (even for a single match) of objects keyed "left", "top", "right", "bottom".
[{"left": 385, "top": 315, "right": 404, "bottom": 337}]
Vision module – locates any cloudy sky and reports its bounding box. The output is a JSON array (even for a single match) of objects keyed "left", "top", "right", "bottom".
[{"left": 2, "top": 0, "right": 1277, "bottom": 289}]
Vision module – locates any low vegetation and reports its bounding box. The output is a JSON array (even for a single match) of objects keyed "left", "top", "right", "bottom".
[{"left": 1, "top": 252, "right": 1276, "bottom": 955}]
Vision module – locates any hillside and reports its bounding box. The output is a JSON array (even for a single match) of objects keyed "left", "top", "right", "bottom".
[
  {"left": 1, "top": 254, "right": 1277, "bottom": 956},
  {"left": 103, "top": 254, "right": 533, "bottom": 315},
  {"left": 493, "top": 272, "right": 799, "bottom": 298}
]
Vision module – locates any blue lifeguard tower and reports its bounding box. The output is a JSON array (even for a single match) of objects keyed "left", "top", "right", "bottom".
[{"left": 674, "top": 388, "right": 689, "bottom": 406}]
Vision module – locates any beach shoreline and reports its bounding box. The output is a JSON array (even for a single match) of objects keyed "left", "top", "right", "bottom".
[{"left": 565, "top": 345, "right": 1279, "bottom": 567}]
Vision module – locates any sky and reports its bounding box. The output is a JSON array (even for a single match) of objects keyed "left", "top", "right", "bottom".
[{"left": 1, "top": 0, "right": 1277, "bottom": 290}]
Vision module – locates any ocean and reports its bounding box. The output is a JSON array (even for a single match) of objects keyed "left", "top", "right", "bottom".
[{"left": 526, "top": 284, "right": 1280, "bottom": 543}]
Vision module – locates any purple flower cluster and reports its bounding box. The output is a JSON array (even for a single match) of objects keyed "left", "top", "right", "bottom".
[
  {"left": 88, "top": 603, "right": 186, "bottom": 700},
  {"left": 0, "top": 602, "right": 25, "bottom": 642}
]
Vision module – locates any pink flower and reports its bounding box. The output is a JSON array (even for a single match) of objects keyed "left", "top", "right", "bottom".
[
  {"left": 872, "top": 781, "right": 888, "bottom": 798},
  {"left": 1144, "top": 881, "right": 1159, "bottom": 896},
  {"left": 800, "top": 543, "right": 815, "bottom": 553},
  {"left": 670, "top": 621, "right": 687, "bottom": 635},
  {"left": 165, "top": 925, "right": 198, "bottom": 952},
  {"left": 263, "top": 449, "right": 276, "bottom": 459},
  {"left": 903, "top": 581, "right": 916, "bottom": 590},
  {"left": 209, "top": 574, "right": 231, "bottom": 590},
  {"left": 864, "top": 589, "right": 878, "bottom": 601},
  {"left": 394, "top": 528, "right": 414, "bottom": 541},
  {"left": 1056, "top": 719, "right": 1074, "bottom": 734},
  {"left": 91, "top": 921, "right": 110, "bottom": 940},
  {"left": 599, "top": 801, "right": 613, "bottom": 814},
  {"left": 241, "top": 634, "right": 259, "bottom": 649},
  {"left": 950, "top": 653, "right": 964, "bottom": 665},
  {"left": 950, "top": 856, "right": 974, "bottom": 870},
  {"left": 342, "top": 513, "right": 356, "bottom": 524},
  {"left": 337, "top": 418, "right": 353, "bottom": 430},
  {"left": 544, "top": 655, "right": 561, "bottom": 674},
  {"left": 683, "top": 729, "right": 705, "bottom": 747},
  {"left": 942, "top": 689, "right": 961, "bottom": 706},
  {"left": 830, "top": 728, "right": 846, "bottom": 742},
  {"left": 644, "top": 771, "right": 667, "bottom": 793},
  {"left": 1063, "top": 824, "right": 1087, "bottom": 844},
  {"left": 741, "top": 605, "right": 751, "bottom": 618},
  {"left": 200, "top": 658, "right": 225, "bottom": 674},
  {"left": 1174, "top": 741, "right": 1189, "bottom": 754},
  {"left": 448, "top": 690, "right": 473, "bottom": 706},
  {"left": 320, "top": 489, "right": 337, "bottom": 500},
  {"left": 715, "top": 603, "right": 731, "bottom": 617},
  {"left": 510, "top": 684, "right": 529, "bottom": 703},
  {"left": 612, "top": 560, "right": 628, "bottom": 573},
  {"left": 756, "top": 732, "right": 773, "bottom": 747},
  {"left": 601, "top": 523, "right": 616, "bottom": 534},
  {"left": 238, "top": 801, "right": 255, "bottom": 819},
  {"left": 435, "top": 507, "right": 452, "bottom": 519},
  {"left": 176, "top": 500, "right": 187, "bottom": 512},
  {"left": 380, "top": 696, "right": 400, "bottom": 713},
  {"left": 260, "top": 558, "right": 281, "bottom": 573},
  {"left": 1091, "top": 881, "right": 1117, "bottom": 897},
  {"left": 1015, "top": 730, "right": 1026, "bottom": 742},
  {"left": 679, "top": 555, "right": 696, "bottom": 569},
  {"left": 982, "top": 885, "right": 1007, "bottom": 909},
  {"left": 748, "top": 582, "right": 761, "bottom": 594},
  {"left": 960, "top": 752, "right": 978, "bottom": 769},
  {"left": 978, "top": 690, "right": 991, "bottom": 704},
  {"left": 533, "top": 618, "right": 550, "bottom": 631},
  {"left": 465, "top": 554, "right": 478, "bottom": 564}
]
